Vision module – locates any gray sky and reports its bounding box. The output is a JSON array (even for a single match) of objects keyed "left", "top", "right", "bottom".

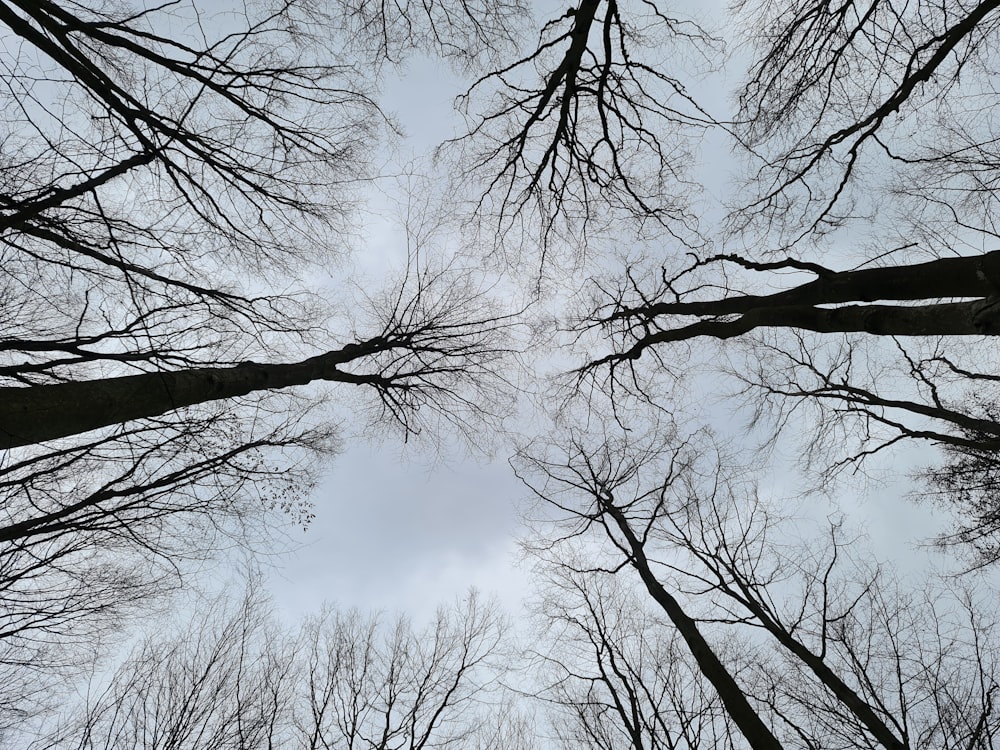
[
  {"left": 262, "top": 1, "right": 967, "bottom": 626},
  {"left": 266, "top": 51, "right": 535, "bottom": 624},
  {"left": 269, "top": 445, "right": 531, "bottom": 622}
]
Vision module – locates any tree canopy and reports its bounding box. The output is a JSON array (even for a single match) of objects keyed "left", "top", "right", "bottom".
[{"left": 5, "top": 0, "right": 1000, "bottom": 747}]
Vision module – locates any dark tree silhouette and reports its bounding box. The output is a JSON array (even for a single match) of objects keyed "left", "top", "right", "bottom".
[
  {"left": 734, "top": 0, "right": 1000, "bottom": 238},
  {"left": 582, "top": 251, "right": 1000, "bottom": 463},
  {"left": 452, "top": 0, "right": 719, "bottom": 258},
  {"left": 517, "top": 424, "right": 1000, "bottom": 750},
  {"left": 531, "top": 563, "right": 736, "bottom": 750},
  {"left": 25, "top": 590, "right": 514, "bottom": 750},
  {"left": 295, "top": 592, "right": 509, "bottom": 750},
  {"left": 0, "top": 0, "right": 523, "bottom": 681},
  {"left": 568, "top": 0, "right": 1000, "bottom": 561}
]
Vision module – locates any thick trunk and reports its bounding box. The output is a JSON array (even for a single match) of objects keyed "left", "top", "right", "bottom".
[
  {"left": 611, "top": 299, "right": 1000, "bottom": 364},
  {"left": 598, "top": 253, "right": 1000, "bottom": 370},
  {"left": 625, "top": 251, "right": 1000, "bottom": 320},
  {"left": 0, "top": 341, "right": 385, "bottom": 449}
]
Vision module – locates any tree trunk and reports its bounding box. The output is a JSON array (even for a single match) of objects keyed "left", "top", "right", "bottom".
[
  {"left": 602, "top": 501, "right": 786, "bottom": 750},
  {"left": 0, "top": 341, "right": 386, "bottom": 450}
]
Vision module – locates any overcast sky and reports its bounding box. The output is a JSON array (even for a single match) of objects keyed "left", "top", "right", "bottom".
[
  {"left": 265, "top": 52, "right": 537, "bottom": 625},
  {"left": 262, "top": 11, "right": 964, "bottom": 628}
]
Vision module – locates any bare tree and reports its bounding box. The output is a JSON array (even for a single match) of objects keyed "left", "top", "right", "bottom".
[
  {"left": 296, "top": 591, "right": 509, "bottom": 750},
  {"left": 732, "top": 0, "right": 1000, "bottom": 240},
  {"left": 1, "top": 262, "right": 518, "bottom": 450},
  {"left": 0, "top": 0, "right": 525, "bottom": 452},
  {"left": 531, "top": 562, "right": 735, "bottom": 750},
  {"left": 560, "top": 0, "right": 1000, "bottom": 559},
  {"left": 0, "top": 0, "right": 525, "bottom": 676},
  {"left": 451, "top": 0, "right": 720, "bottom": 261},
  {"left": 24, "top": 591, "right": 295, "bottom": 750},
  {"left": 333, "top": 0, "right": 525, "bottom": 70},
  {"left": 25, "top": 590, "right": 515, "bottom": 750},
  {"left": 579, "top": 250, "right": 1000, "bottom": 470},
  {"left": 517, "top": 424, "right": 1000, "bottom": 750}
]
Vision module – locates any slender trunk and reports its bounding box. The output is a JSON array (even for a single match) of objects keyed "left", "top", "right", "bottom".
[
  {"left": 602, "top": 502, "right": 786, "bottom": 750},
  {"left": 722, "top": 578, "right": 906, "bottom": 750}
]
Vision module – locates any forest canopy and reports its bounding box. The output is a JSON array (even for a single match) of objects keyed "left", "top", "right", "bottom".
[{"left": 3, "top": 1, "right": 1000, "bottom": 748}]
